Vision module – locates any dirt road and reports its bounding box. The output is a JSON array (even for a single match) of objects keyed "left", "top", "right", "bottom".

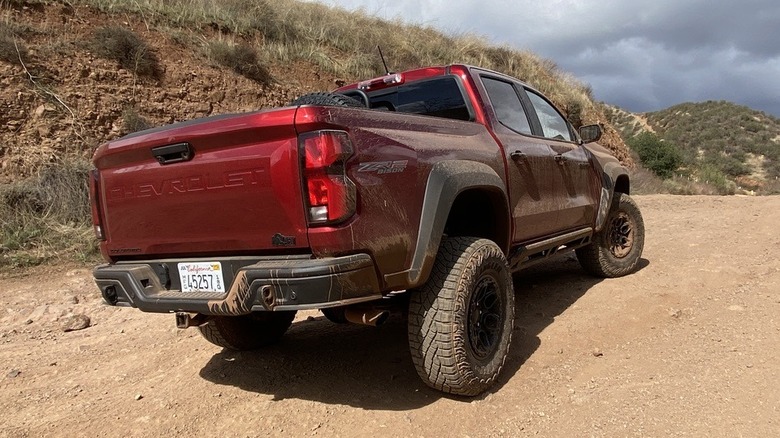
[{"left": 1, "top": 195, "right": 778, "bottom": 437}]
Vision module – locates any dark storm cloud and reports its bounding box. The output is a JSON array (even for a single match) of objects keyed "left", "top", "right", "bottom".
[
  {"left": 320, "top": 0, "right": 780, "bottom": 115},
  {"left": 531, "top": 1, "right": 780, "bottom": 58},
  {"left": 633, "top": 1, "right": 780, "bottom": 57}
]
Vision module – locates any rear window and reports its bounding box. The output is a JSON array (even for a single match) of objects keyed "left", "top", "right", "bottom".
[
  {"left": 481, "top": 77, "right": 532, "bottom": 135},
  {"left": 368, "top": 76, "right": 472, "bottom": 121}
]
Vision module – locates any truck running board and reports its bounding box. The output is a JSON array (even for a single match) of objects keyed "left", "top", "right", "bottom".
[{"left": 508, "top": 228, "right": 593, "bottom": 272}]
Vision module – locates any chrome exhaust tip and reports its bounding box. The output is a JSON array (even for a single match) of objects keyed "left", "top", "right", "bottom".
[
  {"left": 343, "top": 307, "right": 390, "bottom": 327},
  {"left": 175, "top": 312, "right": 207, "bottom": 329}
]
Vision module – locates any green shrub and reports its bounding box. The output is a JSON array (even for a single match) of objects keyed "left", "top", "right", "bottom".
[
  {"left": 122, "top": 107, "right": 152, "bottom": 133},
  {"left": 207, "top": 40, "right": 272, "bottom": 85},
  {"left": 698, "top": 165, "right": 736, "bottom": 195},
  {"left": 0, "top": 22, "right": 27, "bottom": 65},
  {"left": 718, "top": 156, "right": 751, "bottom": 177},
  {"left": 628, "top": 132, "right": 684, "bottom": 179},
  {"left": 91, "top": 26, "right": 162, "bottom": 78}
]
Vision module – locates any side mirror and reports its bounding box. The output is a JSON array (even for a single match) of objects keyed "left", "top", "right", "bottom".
[{"left": 579, "top": 124, "right": 602, "bottom": 144}]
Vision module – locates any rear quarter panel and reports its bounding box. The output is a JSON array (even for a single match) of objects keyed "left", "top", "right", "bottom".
[{"left": 295, "top": 106, "right": 506, "bottom": 287}]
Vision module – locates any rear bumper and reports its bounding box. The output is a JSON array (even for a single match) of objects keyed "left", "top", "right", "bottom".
[{"left": 93, "top": 254, "right": 382, "bottom": 315}]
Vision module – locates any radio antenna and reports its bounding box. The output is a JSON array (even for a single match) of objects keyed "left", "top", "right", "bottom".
[{"left": 377, "top": 45, "right": 390, "bottom": 75}]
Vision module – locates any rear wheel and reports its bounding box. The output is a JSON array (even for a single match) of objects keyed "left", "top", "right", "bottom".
[
  {"left": 576, "top": 192, "right": 645, "bottom": 277},
  {"left": 408, "top": 237, "right": 515, "bottom": 396},
  {"left": 198, "top": 311, "right": 296, "bottom": 350}
]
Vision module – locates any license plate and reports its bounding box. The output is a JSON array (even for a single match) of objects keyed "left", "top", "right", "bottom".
[{"left": 178, "top": 262, "right": 225, "bottom": 293}]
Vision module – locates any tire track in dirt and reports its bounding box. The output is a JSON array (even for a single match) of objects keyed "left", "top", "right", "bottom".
[{"left": 1, "top": 195, "right": 779, "bottom": 437}]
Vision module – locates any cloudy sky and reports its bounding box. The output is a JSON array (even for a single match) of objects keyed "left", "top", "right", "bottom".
[{"left": 317, "top": 0, "right": 780, "bottom": 116}]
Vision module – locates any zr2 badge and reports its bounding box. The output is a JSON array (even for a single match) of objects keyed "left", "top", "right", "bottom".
[{"left": 357, "top": 160, "right": 408, "bottom": 174}]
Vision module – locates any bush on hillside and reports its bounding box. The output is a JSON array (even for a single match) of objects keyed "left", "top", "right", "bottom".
[
  {"left": 711, "top": 154, "right": 751, "bottom": 178},
  {"left": 698, "top": 165, "right": 736, "bottom": 195},
  {"left": 0, "top": 22, "right": 27, "bottom": 65},
  {"left": 121, "top": 107, "right": 152, "bottom": 134},
  {"left": 91, "top": 26, "right": 163, "bottom": 78},
  {"left": 628, "top": 132, "right": 684, "bottom": 179},
  {"left": 206, "top": 40, "right": 272, "bottom": 85}
]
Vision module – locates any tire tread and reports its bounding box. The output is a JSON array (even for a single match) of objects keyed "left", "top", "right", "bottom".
[
  {"left": 408, "top": 237, "right": 514, "bottom": 396},
  {"left": 577, "top": 193, "right": 645, "bottom": 278}
]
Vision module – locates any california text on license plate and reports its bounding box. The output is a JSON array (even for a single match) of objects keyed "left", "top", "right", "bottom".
[{"left": 178, "top": 262, "right": 226, "bottom": 293}]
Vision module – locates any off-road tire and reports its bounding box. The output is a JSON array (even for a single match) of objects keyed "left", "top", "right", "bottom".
[
  {"left": 198, "top": 311, "right": 296, "bottom": 350},
  {"left": 289, "top": 92, "right": 365, "bottom": 108},
  {"left": 320, "top": 307, "right": 348, "bottom": 324},
  {"left": 576, "top": 192, "right": 645, "bottom": 277},
  {"left": 408, "top": 237, "right": 515, "bottom": 396}
]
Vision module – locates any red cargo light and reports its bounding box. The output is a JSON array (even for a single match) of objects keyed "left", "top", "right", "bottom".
[
  {"left": 357, "top": 73, "right": 404, "bottom": 92},
  {"left": 299, "top": 130, "right": 356, "bottom": 225}
]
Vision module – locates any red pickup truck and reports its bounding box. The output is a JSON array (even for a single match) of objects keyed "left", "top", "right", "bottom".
[{"left": 91, "top": 64, "right": 644, "bottom": 396}]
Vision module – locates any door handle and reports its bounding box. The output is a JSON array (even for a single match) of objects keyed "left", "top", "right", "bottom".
[
  {"left": 554, "top": 154, "right": 566, "bottom": 164},
  {"left": 510, "top": 151, "right": 526, "bottom": 161},
  {"left": 152, "top": 142, "right": 193, "bottom": 165}
]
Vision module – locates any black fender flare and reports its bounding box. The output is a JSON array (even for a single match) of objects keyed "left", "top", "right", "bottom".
[
  {"left": 383, "top": 160, "right": 509, "bottom": 290},
  {"left": 582, "top": 143, "right": 631, "bottom": 232},
  {"left": 595, "top": 161, "right": 630, "bottom": 232}
]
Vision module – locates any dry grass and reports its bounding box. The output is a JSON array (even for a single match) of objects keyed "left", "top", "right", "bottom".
[
  {"left": 631, "top": 159, "right": 735, "bottom": 196},
  {"left": 629, "top": 165, "right": 668, "bottom": 195},
  {"left": 0, "top": 160, "right": 99, "bottom": 268},
  {"left": 763, "top": 178, "right": 780, "bottom": 195},
  {"left": 76, "top": 0, "right": 599, "bottom": 130}
]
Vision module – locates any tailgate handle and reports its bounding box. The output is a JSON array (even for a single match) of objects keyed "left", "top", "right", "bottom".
[{"left": 152, "top": 143, "right": 193, "bottom": 165}]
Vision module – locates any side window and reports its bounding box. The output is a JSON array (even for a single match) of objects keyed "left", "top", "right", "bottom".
[
  {"left": 526, "top": 91, "right": 573, "bottom": 141},
  {"left": 398, "top": 77, "right": 470, "bottom": 120},
  {"left": 481, "top": 77, "right": 532, "bottom": 135}
]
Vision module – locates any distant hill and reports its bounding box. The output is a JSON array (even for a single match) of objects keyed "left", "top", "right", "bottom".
[{"left": 604, "top": 101, "right": 780, "bottom": 194}]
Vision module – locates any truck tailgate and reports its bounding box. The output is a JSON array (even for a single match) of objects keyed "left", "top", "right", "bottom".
[{"left": 93, "top": 108, "right": 308, "bottom": 259}]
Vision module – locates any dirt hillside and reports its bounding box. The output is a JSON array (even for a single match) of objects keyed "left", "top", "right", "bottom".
[
  {"left": 2, "top": 195, "right": 778, "bottom": 437},
  {"left": 0, "top": 2, "right": 332, "bottom": 181},
  {"left": 1, "top": 1, "right": 632, "bottom": 183}
]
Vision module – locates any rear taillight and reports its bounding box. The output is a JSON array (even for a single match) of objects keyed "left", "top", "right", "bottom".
[
  {"left": 89, "top": 169, "right": 106, "bottom": 240},
  {"left": 299, "top": 130, "right": 356, "bottom": 225}
]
